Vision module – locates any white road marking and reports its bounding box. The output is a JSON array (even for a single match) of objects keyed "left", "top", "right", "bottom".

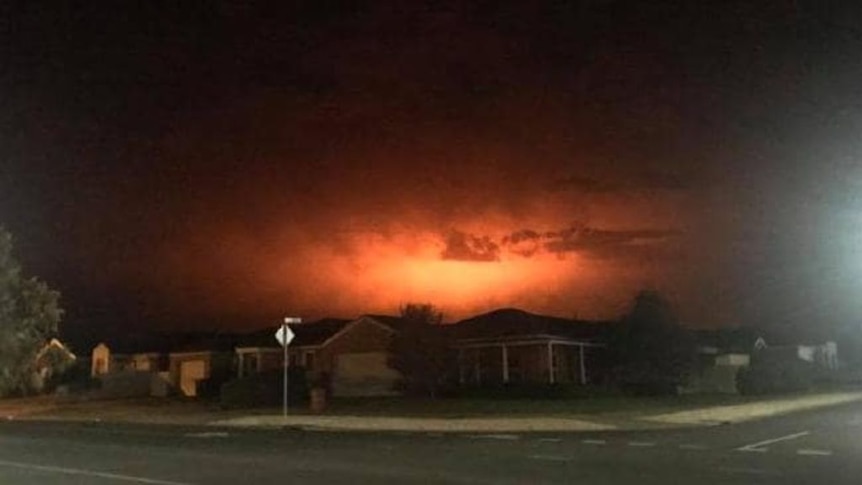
[
  {"left": 537, "top": 438, "right": 563, "bottom": 443},
  {"left": 627, "top": 441, "right": 655, "bottom": 447},
  {"left": 737, "top": 447, "right": 769, "bottom": 453},
  {"left": 736, "top": 431, "right": 810, "bottom": 452},
  {"left": 468, "top": 434, "right": 521, "bottom": 441},
  {"left": 797, "top": 449, "right": 833, "bottom": 456},
  {"left": 0, "top": 459, "right": 193, "bottom": 485},
  {"left": 184, "top": 432, "right": 229, "bottom": 438},
  {"left": 679, "top": 444, "right": 708, "bottom": 450},
  {"left": 581, "top": 439, "right": 606, "bottom": 445},
  {"left": 529, "top": 454, "right": 572, "bottom": 462}
]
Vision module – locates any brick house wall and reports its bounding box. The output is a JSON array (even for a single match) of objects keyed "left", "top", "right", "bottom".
[
  {"left": 312, "top": 317, "right": 401, "bottom": 396},
  {"left": 313, "top": 318, "right": 395, "bottom": 374}
]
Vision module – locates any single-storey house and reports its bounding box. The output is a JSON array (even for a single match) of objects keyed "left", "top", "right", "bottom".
[
  {"left": 450, "top": 309, "right": 614, "bottom": 386},
  {"left": 168, "top": 334, "right": 236, "bottom": 397},
  {"left": 89, "top": 332, "right": 238, "bottom": 398},
  {"left": 685, "top": 327, "right": 759, "bottom": 394},
  {"left": 90, "top": 341, "right": 168, "bottom": 377},
  {"left": 234, "top": 318, "right": 352, "bottom": 378},
  {"left": 233, "top": 315, "right": 403, "bottom": 397},
  {"left": 753, "top": 338, "right": 839, "bottom": 370},
  {"left": 31, "top": 338, "right": 77, "bottom": 392},
  {"left": 317, "top": 315, "right": 403, "bottom": 397},
  {"left": 89, "top": 338, "right": 173, "bottom": 398}
]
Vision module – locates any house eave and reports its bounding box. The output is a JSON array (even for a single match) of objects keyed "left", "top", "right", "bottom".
[
  {"left": 235, "top": 345, "right": 321, "bottom": 353},
  {"left": 454, "top": 334, "right": 605, "bottom": 348}
]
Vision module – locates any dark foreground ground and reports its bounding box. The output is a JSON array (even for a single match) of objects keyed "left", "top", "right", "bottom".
[{"left": 2, "top": 400, "right": 862, "bottom": 484}]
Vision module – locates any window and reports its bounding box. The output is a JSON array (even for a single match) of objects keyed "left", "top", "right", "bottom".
[{"left": 242, "top": 354, "right": 259, "bottom": 376}]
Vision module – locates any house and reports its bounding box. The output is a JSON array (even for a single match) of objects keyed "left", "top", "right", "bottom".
[
  {"left": 233, "top": 315, "right": 403, "bottom": 397},
  {"left": 316, "top": 315, "right": 403, "bottom": 397},
  {"left": 31, "top": 338, "right": 77, "bottom": 392},
  {"left": 450, "top": 309, "right": 614, "bottom": 386},
  {"left": 168, "top": 334, "right": 237, "bottom": 397},
  {"left": 89, "top": 336, "right": 180, "bottom": 397},
  {"left": 89, "top": 332, "right": 238, "bottom": 398},
  {"left": 753, "top": 338, "right": 839, "bottom": 370},
  {"left": 234, "top": 318, "right": 351, "bottom": 379},
  {"left": 685, "top": 327, "right": 759, "bottom": 394},
  {"left": 684, "top": 326, "right": 841, "bottom": 394},
  {"left": 90, "top": 341, "right": 168, "bottom": 377}
]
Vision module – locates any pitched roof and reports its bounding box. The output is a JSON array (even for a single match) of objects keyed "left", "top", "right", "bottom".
[
  {"left": 292, "top": 318, "right": 352, "bottom": 346},
  {"left": 235, "top": 318, "right": 352, "bottom": 348},
  {"left": 97, "top": 333, "right": 184, "bottom": 355},
  {"left": 170, "top": 332, "right": 239, "bottom": 353},
  {"left": 692, "top": 327, "right": 761, "bottom": 353},
  {"left": 451, "top": 308, "right": 614, "bottom": 342},
  {"left": 97, "top": 331, "right": 244, "bottom": 355},
  {"left": 232, "top": 327, "right": 277, "bottom": 348}
]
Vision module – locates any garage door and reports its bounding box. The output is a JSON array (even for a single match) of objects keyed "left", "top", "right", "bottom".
[
  {"left": 333, "top": 352, "right": 400, "bottom": 397},
  {"left": 179, "top": 360, "right": 206, "bottom": 397}
]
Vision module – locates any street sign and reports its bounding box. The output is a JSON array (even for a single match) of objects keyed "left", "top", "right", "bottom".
[
  {"left": 275, "top": 324, "right": 295, "bottom": 346},
  {"left": 278, "top": 316, "right": 301, "bottom": 419}
]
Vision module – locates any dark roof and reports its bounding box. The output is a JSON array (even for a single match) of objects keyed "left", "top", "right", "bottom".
[
  {"left": 292, "top": 318, "right": 352, "bottom": 347},
  {"left": 170, "top": 332, "right": 239, "bottom": 353},
  {"left": 99, "top": 331, "right": 239, "bottom": 355},
  {"left": 234, "top": 327, "right": 280, "bottom": 348},
  {"left": 450, "top": 308, "right": 614, "bottom": 342},
  {"left": 235, "top": 318, "right": 352, "bottom": 348},
  {"left": 692, "top": 327, "right": 763, "bottom": 353}
]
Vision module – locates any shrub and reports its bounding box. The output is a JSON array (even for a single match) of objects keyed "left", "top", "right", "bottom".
[
  {"left": 220, "top": 367, "right": 309, "bottom": 409},
  {"left": 737, "top": 354, "right": 815, "bottom": 395},
  {"left": 49, "top": 359, "right": 99, "bottom": 393}
]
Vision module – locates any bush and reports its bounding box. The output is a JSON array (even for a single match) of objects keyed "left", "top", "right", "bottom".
[
  {"left": 196, "top": 366, "right": 236, "bottom": 400},
  {"left": 220, "top": 367, "right": 309, "bottom": 409},
  {"left": 49, "top": 359, "right": 99, "bottom": 393},
  {"left": 612, "top": 363, "right": 686, "bottom": 396},
  {"left": 737, "top": 355, "right": 815, "bottom": 395}
]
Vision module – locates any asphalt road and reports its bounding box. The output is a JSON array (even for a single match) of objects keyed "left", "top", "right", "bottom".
[{"left": 2, "top": 401, "right": 862, "bottom": 484}]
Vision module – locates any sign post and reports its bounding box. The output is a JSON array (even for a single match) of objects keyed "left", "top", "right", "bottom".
[{"left": 276, "top": 317, "right": 299, "bottom": 419}]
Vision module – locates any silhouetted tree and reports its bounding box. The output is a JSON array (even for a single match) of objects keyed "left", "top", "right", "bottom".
[
  {"left": 0, "top": 227, "right": 64, "bottom": 396},
  {"left": 388, "top": 303, "right": 452, "bottom": 398},
  {"left": 610, "top": 290, "right": 694, "bottom": 395}
]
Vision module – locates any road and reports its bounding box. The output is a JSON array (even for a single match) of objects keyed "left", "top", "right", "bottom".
[{"left": 2, "top": 401, "right": 862, "bottom": 484}]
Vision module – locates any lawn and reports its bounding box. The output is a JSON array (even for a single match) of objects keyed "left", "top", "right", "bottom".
[
  {"left": 317, "top": 393, "right": 769, "bottom": 419},
  {"left": 2, "top": 390, "right": 830, "bottom": 424}
]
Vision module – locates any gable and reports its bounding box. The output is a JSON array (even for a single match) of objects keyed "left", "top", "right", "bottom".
[{"left": 321, "top": 316, "right": 395, "bottom": 354}]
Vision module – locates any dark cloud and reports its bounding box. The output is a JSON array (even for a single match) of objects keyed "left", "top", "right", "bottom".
[
  {"left": 501, "top": 229, "right": 542, "bottom": 257},
  {"left": 542, "top": 226, "right": 677, "bottom": 260},
  {"left": 440, "top": 230, "right": 501, "bottom": 262},
  {"left": 496, "top": 224, "right": 678, "bottom": 261}
]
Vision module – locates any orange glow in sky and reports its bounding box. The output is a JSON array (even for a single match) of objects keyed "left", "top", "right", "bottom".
[
  {"left": 147, "top": 164, "right": 687, "bottom": 325},
  {"left": 250, "top": 227, "right": 619, "bottom": 321},
  {"left": 367, "top": 248, "right": 580, "bottom": 314}
]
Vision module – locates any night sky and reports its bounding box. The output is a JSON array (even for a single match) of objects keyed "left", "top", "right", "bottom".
[{"left": 2, "top": 1, "right": 861, "bottom": 345}]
